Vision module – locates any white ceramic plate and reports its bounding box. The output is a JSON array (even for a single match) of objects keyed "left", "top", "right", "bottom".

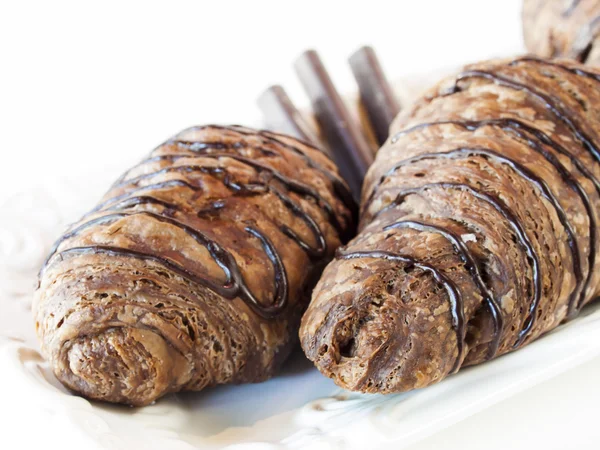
[{"left": 3, "top": 71, "right": 600, "bottom": 450}]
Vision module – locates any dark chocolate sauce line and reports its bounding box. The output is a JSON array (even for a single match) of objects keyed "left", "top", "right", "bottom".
[
  {"left": 391, "top": 118, "right": 600, "bottom": 194},
  {"left": 115, "top": 163, "right": 249, "bottom": 192},
  {"left": 256, "top": 129, "right": 358, "bottom": 223},
  {"left": 268, "top": 185, "right": 327, "bottom": 259},
  {"left": 50, "top": 197, "right": 182, "bottom": 269},
  {"left": 42, "top": 211, "right": 288, "bottom": 319},
  {"left": 173, "top": 140, "right": 278, "bottom": 156},
  {"left": 181, "top": 124, "right": 357, "bottom": 218},
  {"left": 336, "top": 249, "right": 465, "bottom": 374},
  {"left": 108, "top": 166, "right": 325, "bottom": 260},
  {"left": 109, "top": 140, "right": 277, "bottom": 188},
  {"left": 191, "top": 125, "right": 337, "bottom": 164},
  {"left": 382, "top": 148, "right": 582, "bottom": 342},
  {"left": 94, "top": 166, "right": 326, "bottom": 262},
  {"left": 91, "top": 180, "right": 198, "bottom": 215},
  {"left": 510, "top": 56, "right": 600, "bottom": 83},
  {"left": 111, "top": 162, "right": 329, "bottom": 258},
  {"left": 44, "top": 127, "right": 355, "bottom": 320},
  {"left": 391, "top": 118, "right": 597, "bottom": 314},
  {"left": 111, "top": 141, "right": 274, "bottom": 187},
  {"left": 384, "top": 220, "right": 503, "bottom": 359},
  {"left": 103, "top": 195, "right": 180, "bottom": 214},
  {"left": 241, "top": 226, "right": 289, "bottom": 317},
  {"left": 447, "top": 70, "right": 600, "bottom": 164},
  {"left": 201, "top": 153, "right": 348, "bottom": 238},
  {"left": 372, "top": 183, "right": 542, "bottom": 349},
  {"left": 120, "top": 139, "right": 355, "bottom": 238},
  {"left": 115, "top": 126, "right": 356, "bottom": 224}
]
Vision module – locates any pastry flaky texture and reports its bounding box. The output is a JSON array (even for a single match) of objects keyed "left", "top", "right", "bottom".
[
  {"left": 523, "top": 0, "right": 600, "bottom": 64},
  {"left": 300, "top": 57, "right": 600, "bottom": 393},
  {"left": 34, "top": 125, "right": 354, "bottom": 405}
]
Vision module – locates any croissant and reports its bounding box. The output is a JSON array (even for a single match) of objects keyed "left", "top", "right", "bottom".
[
  {"left": 33, "top": 125, "right": 354, "bottom": 405},
  {"left": 523, "top": 0, "right": 600, "bottom": 64},
  {"left": 300, "top": 57, "right": 600, "bottom": 393}
]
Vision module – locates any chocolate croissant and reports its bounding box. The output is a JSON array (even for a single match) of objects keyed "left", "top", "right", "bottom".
[
  {"left": 34, "top": 125, "right": 354, "bottom": 405},
  {"left": 300, "top": 58, "right": 600, "bottom": 393},
  {"left": 523, "top": 0, "right": 600, "bottom": 64}
]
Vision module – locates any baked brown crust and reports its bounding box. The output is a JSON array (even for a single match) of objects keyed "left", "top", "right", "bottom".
[
  {"left": 300, "top": 58, "right": 600, "bottom": 393},
  {"left": 34, "top": 125, "right": 354, "bottom": 405},
  {"left": 523, "top": 0, "right": 600, "bottom": 64}
]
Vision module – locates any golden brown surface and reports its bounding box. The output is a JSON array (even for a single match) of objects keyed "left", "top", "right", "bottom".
[
  {"left": 523, "top": 0, "right": 600, "bottom": 64},
  {"left": 34, "top": 125, "right": 354, "bottom": 405},
  {"left": 300, "top": 57, "right": 600, "bottom": 393}
]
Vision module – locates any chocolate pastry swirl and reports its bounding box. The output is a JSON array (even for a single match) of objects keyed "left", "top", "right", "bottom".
[
  {"left": 300, "top": 58, "right": 600, "bottom": 393},
  {"left": 34, "top": 125, "right": 354, "bottom": 405},
  {"left": 523, "top": 0, "right": 600, "bottom": 64}
]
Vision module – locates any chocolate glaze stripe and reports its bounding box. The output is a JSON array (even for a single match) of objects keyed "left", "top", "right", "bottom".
[
  {"left": 391, "top": 118, "right": 600, "bottom": 195},
  {"left": 268, "top": 185, "right": 327, "bottom": 259},
  {"left": 384, "top": 220, "right": 503, "bottom": 359},
  {"left": 258, "top": 127, "right": 359, "bottom": 216},
  {"left": 110, "top": 140, "right": 278, "bottom": 188},
  {"left": 175, "top": 136, "right": 358, "bottom": 227},
  {"left": 91, "top": 180, "right": 199, "bottom": 214},
  {"left": 511, "top": 57, "right": 600, "bottom": 83},
  {"left": 110, "top": 162, "right": 331, "bottom": 258},
  {"left": 336, "top": 249, "right": 465, "bottom": 374},
  {"left": 41, "top": 211, "right": 288, "bottom": 319},
  {"left": 348, "top": 46, "right": 401, "bottom": 146},
  {"left": 47, "top": 196, "right": 192, "bottom": 272},
  {"left": 391, "top": 119, "right": 596, "bottom": 315},
  {"left": 192, "top": 125, "right": 336, "bottom": 164},
  {"left": 372, "top": 183, "right": 541, "bottom": 348},
  {"left": 102, "top": 196, "right": 180, "bottom": 215},
  {"left": 295, "top": 50, "right": 374, "bottom": 201},
  {"left": 174, "top": 140, "right": 278, "bottom": 157},
  {"left": 115, "top": 163, "right": 261, "bottom": 192},
  {"left": 103, "top": 169, "right": 326, "bottom": 261},
  {"left": 182, "top": 124, "right": 357, "bottom": 218},
  {"left": 446, "top": 70, "right": 600, "bottom": 163},
  {"left": 100, "top": 151, "right": 339, "bottom": 261},
  {"left": 117, "top": 152, "right": 347, "bottom": 239},
  {"left": 120, "top": 124, "right": 356, "bottom": 221},
  {"left": 378, "top": 148, "right": 583, "bottom": 339}
]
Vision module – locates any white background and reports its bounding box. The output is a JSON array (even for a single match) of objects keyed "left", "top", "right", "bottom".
[{"left": 1, "top": 0, "right": 599, "bottom": 449}]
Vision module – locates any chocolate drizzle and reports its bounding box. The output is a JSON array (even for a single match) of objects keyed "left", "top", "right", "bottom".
[
  {"left": 42, "top": 211, "right": 288, "bottom": 319},
  {"left": 40, "top": 126, "right": 352, "bottom": 320},
  {"left": 446, "top": 69, "right": 600, "bottom": 163},
  {"left": 193, "top": 124, "right": 357, "bottom": 219},
  {"left": 400, "top": 149, "right": 582, "bottom": 342},
  {"left": 115, "top": 125, "right": 357, "bottom": 223},
  {"left": 116, "top": 136, "right": 355, "bottom": 240},
  {"left": 372, "top": 182, "right": 541, "bottom": 348},
  {"left": 510, "top": 56, "right": 600, "bottom": 83},
  {"left": 383, "top": 220, "right": 502, "bottom": 359},
  {"left": 298, "top": 57, "right": 600, "bottom": 393},
  {"left": 336, "top": 249, "right": 465, "bottom": 374},
  {"left": 392, "top": 118, "right": 598, "bottom": 315},
  {"left": 111, "top": 157, "right": 338, "bottom": 256}
]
